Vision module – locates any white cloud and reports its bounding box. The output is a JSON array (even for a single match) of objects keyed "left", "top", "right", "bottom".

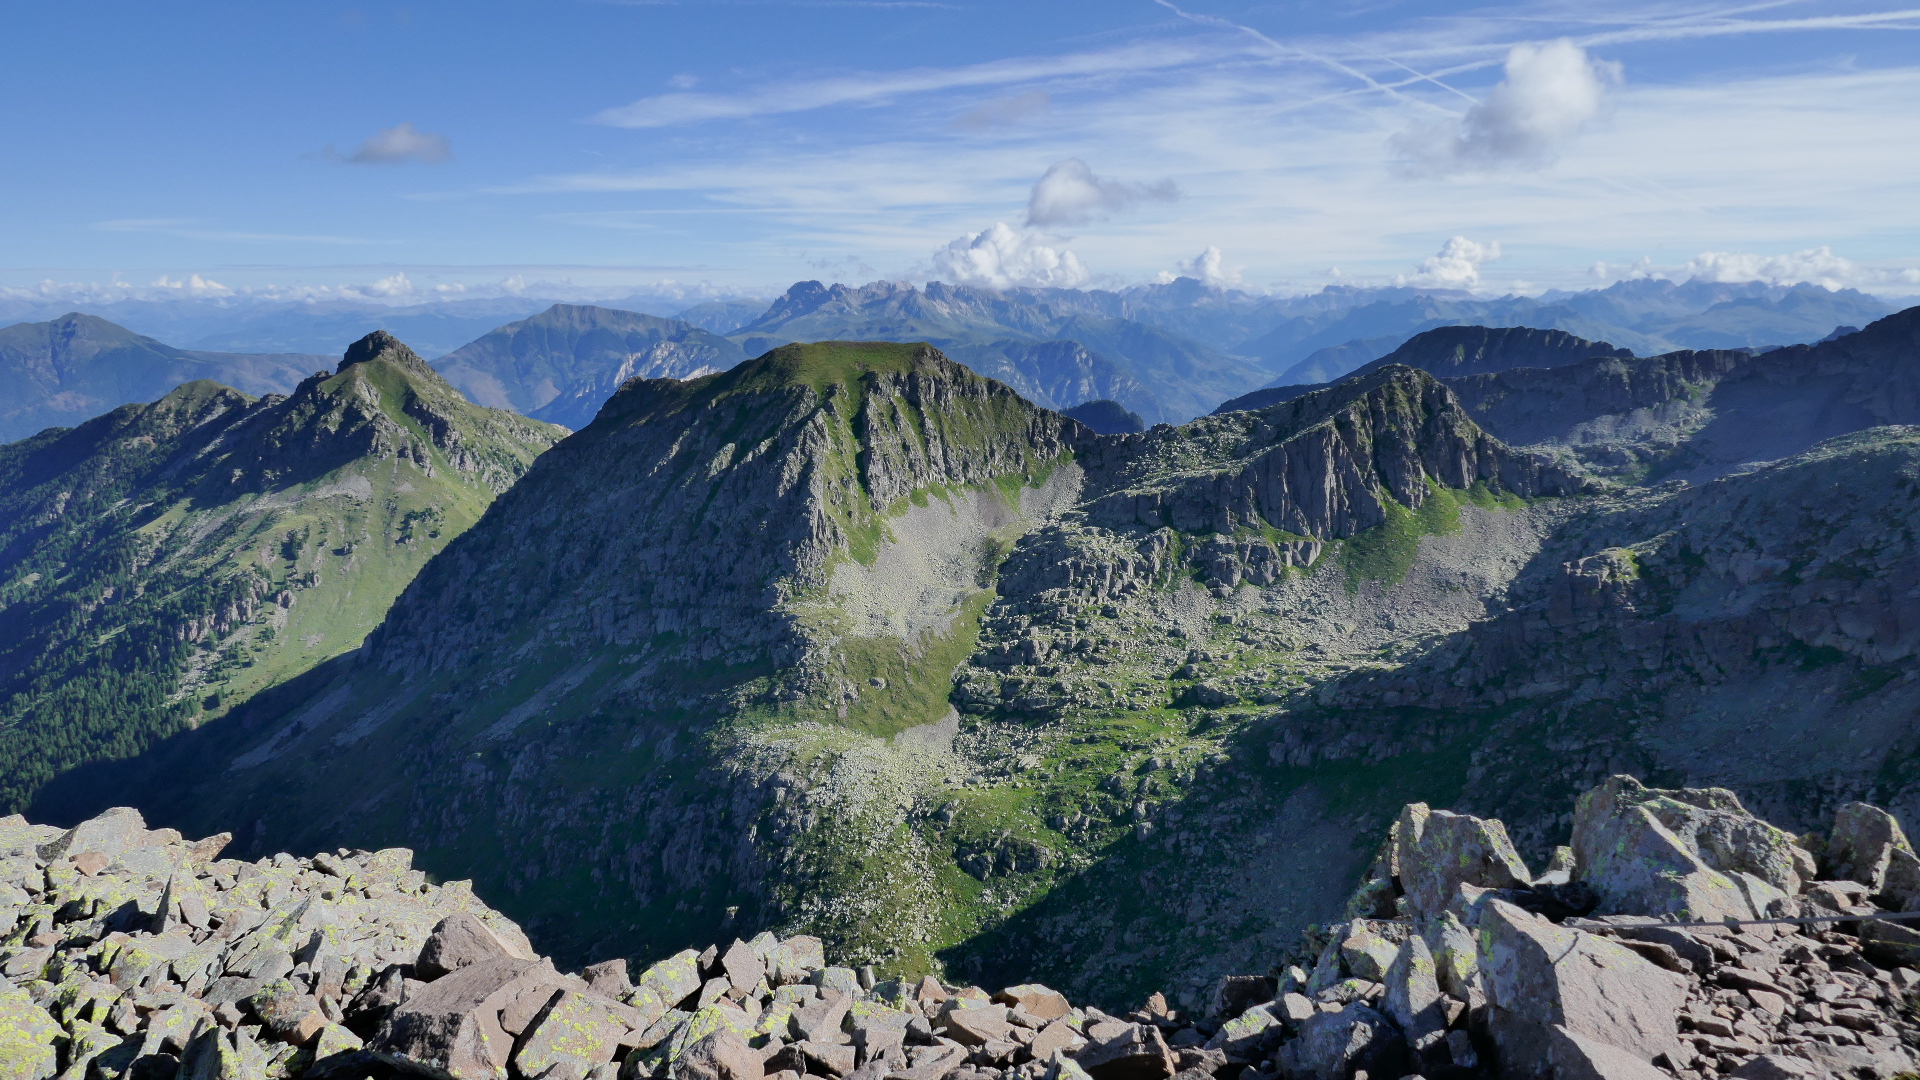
[
  {"left": 1684, "top": 247, "right": 1882, "bottom": 290},
  {"left": 346, "top": 123, "right": 452, "bottom": 165},
  {"left": 1392, "top": 39, "right": 1619, "bottom": 173},
  {"left": 1399, "top": 236, "right": 1501, "bottom": 289},
  {"left": 149, "top": 274, "right": 233, "bottom": 297},
  {"left": 1025, "top": 159, "right": 1178, "bottom": 228},
  {"left": 931, "top": 223, "right": 1090, "bottom": 290},
  {"left": 1157, "top": 246, "right": 1236, "bottom": 286}
]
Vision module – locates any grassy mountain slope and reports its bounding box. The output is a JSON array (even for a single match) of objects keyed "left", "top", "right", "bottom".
[
  {"left": 0, "top": 331, "right": 561, "bottom": 812},
  {"left": 0, "top": 312, "right": 325, "bottom": 442},
  {"left": 435, "top": 303, "right": 748, "bottom": 430}
]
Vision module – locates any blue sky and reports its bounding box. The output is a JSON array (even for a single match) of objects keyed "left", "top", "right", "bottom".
[{"left": 5, "top": 0, "right": 1919, "bottom": 301}]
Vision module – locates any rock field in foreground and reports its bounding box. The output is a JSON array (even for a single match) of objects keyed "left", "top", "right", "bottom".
[{"left": 4, "top": 778, "right": 1920, "bottom": 1080}]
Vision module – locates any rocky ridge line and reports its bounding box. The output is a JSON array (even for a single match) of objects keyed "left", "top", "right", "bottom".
[{"left": 7, "top": 774, "right": 1920, "bottom": 1080}]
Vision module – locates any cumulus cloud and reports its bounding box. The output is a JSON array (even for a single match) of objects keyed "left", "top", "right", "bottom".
[
  {"left": 1399, "top": 236, "right": 1502, "bottom": 290},
  {"left": 1157, "top": 246, "right": 1236, "bottom": 287},
  {"left": 1025, "top": 159, "right": 1178, "bottom": 228},
  {"left": 1682, "top": 247, "right": 1883, "bottom": 290},
  {"left": 932, "top": 222, "right": 1090, "bottom": 290},
  {"left": 345, "top": 123, "right": 452, "bottom": 165},
  {"left": 150, "top": 274, "right": 233, "bottom": 297},
  {"left": 1392, "top": 39, "right": 1619, "bottom": 174}
]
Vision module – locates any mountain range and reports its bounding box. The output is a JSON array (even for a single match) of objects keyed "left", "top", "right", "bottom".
[
  {"left": 0, "top": 312, "right": 328, "bottom": 442},
  {"left": 3, "top": 276, "right": 1893, "bottom": 438},
  {"left": 0, "top": 331, "right": 561, "bottom": 812},
  {"left": 22, "top": 302, "right": 1920, "bottom": 1013}
]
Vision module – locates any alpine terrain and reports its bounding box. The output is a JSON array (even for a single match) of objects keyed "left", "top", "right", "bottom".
[{"left": 0, "top": 331, "right": 563, "bottom": 813}]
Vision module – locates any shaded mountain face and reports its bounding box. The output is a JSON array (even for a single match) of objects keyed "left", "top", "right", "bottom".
[
  {"left": 1214, "top": 325, "right": 1633, "bottom": 414},
  {"left": 0, "top": 330, "right": 561, "bottom": 813},
  {"left": 1442, "top": 305, "right": 1920, "bottom": 481},
  {"left": 733, "top": 281, "right": 1266, "bottom": 425},
  {"left": 1216, "top": 308, "right": 1920, "bottom": 485},
  {"left": 434, "top": 303, "right": 748, "bottom": 430},
  {"left": 1060, "top": 399, "right": 1145, "bottom": 435},
  {"left": 0, "top": 312, "right": 326, "bottom": 442}
]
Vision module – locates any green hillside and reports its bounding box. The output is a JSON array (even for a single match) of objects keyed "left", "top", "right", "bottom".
[{"left": 0, "top": 331, "right": 563, "bottom": 811}]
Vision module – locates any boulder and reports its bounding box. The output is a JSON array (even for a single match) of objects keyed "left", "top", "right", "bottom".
[
  {"left": 991, "top": 984, "right": 1070, "bottom": 1021},
  {"left": 721, "top": 940, "right": 765, "bottom": 1000},
  {"left": 1277, "top": 1004, "right": 1402, "bottom": 1080},
  {"left": 765, "top": 937, "right": 824, "bottom": 987},
  {"left": 1860, "top": 919, "right": 1920, "bottom": 968},
  {"left": 1027, "top": 1021, "right": 1085, "bottom": 1060},
  {"left": 1476, "top": 899, "right": 1687, "bottom": 1078},
  {"left": 639, "top": 950, "right": 705, "bottom": 1008},
  {"left": 1074, "top": 1022, "right": 1175, "bottom": 1080},
  {"left": 36, "top": 806, "right": 148, "bottom": 861},
  {"left": 1381, "top": 935, "right": 1446, "bottom": 1053},
  {"left": 416, "top": 914, "right": 537, "bottom": 980},
  {"left": 1570, "top": 776, "right": 1763, "bottom": 920},
  {"left": 678, "top": 1030, "right": 765, "bottom": 1080},
  {"left": 1422, "top": 911, "right": 1478, "bottom": 998},
  {"left": 1201, "top": 1004, "right": 1279, "bottom": 1060},
  {"left": 371, "top": 956, "right": 545, "bottom": 1080},
  {"left": 1202, "top": 976, "right": 1273, "bottom": 1022},
  {"left": 584, "top": 960, "right": 632, "bottom": 998},
  {"left": 943, "top": 1006, "right": 1012, "bottom": 1047},
  {"left": 1336, "top": 922, "right": 1400, "bottom": 982},
  {"left": 1544, "top": 1025, "right": 1675, "bottom": 1080},
  {"left": 1828, "top": 802, "right": 1915, "bottom": 891},
  {"left": 0, "top": 982, "right": 59, "bottom": 1080},
  {"left": 513, "top": 989, "right": 635, "bottom": 1079},
  {"left": 1396, "top": 805, "right": 1533, "bottom": 920}
]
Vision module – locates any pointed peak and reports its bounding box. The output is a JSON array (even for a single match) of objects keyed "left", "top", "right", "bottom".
[{"left": 339, "top": 330, "right": 435, "bottom": 377}]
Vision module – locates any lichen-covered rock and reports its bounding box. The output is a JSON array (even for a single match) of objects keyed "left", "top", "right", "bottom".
[
  {"left": 1394, "top": 804, "right": 1533, "bottom": 920},
  {"left": 1381, "top": 935, "right": 1446, "bottom": 1054},
  {"left": 1570, "top": 776, "right": 1765, "bottom": 920},
  {"left": 1828, "top": 802, "right": 1916, "bottom": 891},
  {"left": 0, "top": 982, "right": 59, "bottom": 1080},
  {"left": 513, "top": 990, "right": 636, "bottom": 1080},
  {"left": 1477, "top": 899, "right": 1687, "bottom": 1077}
]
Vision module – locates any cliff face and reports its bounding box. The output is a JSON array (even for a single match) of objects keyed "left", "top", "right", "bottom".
[{"left": 0, "top": 332, "right": 561, "bottom": 813}]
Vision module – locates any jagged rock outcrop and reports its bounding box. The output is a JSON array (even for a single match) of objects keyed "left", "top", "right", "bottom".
[{"left": 1072, "top": 366, "right": 1589, "bottom": 541}]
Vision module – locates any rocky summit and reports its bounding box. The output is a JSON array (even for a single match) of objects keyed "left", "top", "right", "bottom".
[{"left": 5, "top": 776, "right": 1919, "bottom": 1080}]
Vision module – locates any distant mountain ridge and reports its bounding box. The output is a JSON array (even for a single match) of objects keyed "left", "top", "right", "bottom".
[
  {"left": 435, "top": 303, "right": 748, "bottom": 430},
  {"left": 0, "top": 313, "right": 327, "bottom": 442}
]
